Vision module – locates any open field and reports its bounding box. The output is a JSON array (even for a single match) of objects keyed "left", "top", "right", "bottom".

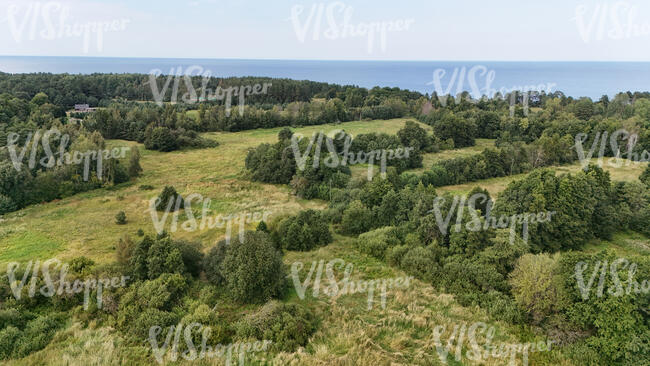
[{"left": 0, "top": 118, "right": 421, "bottom": 267}]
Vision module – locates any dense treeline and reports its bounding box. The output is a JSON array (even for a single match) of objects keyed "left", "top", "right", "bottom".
[
  {"left": 246, "top": 91, "right": 650, "bottom": 202},
  {"left": 84, "top": 103, "right": 218, "bottom": 151},
  {"left": 0, "top": 91, "right": 143, "bottom": 214},
  {"left": 0, "top": 73, "right": 343, "bottom": 107},
  {"left": 80, "top": 89, "right": 416, "bottom": 144},
  {"left": 0, "top": 122, "right": 141, "bottom": 214},
  {"left": 5, "top": 72, "right": 650, "bottom": 156},
  {"left": 0, "top": 72, "right": 426, "bottom": 151}
]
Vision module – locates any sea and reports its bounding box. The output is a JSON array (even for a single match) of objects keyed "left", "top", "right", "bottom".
[{"left": 1, "top": 56, "right": 649, "bottom": 100}]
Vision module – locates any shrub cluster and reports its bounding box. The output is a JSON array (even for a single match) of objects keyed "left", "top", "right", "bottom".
[
  {"left": 203, "top": 231, "right": 286, "bottom": 304},
  {"left": 271, "top": 210, "right": 332, "bottom": 251},
  {"left": 235, "top": 301, "right": 317, "bottom": 352}
]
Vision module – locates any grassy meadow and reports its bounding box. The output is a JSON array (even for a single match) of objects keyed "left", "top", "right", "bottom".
[{"left": 0, "top": 118, "right": 421, "bottom": 267}]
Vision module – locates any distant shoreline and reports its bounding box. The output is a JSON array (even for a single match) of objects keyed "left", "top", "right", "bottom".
[{"left": 1, "top": 56, "right": 649, "bottom": 99}]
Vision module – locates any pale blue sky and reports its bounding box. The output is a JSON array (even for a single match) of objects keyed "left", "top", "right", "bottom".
[{"left": 0, "top": 0, "right": 649, "bottom": 60}]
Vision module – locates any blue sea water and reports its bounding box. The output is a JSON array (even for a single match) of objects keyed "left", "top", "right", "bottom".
[{"left": 0, "top": 56, "right": 649, "bottom": 99}]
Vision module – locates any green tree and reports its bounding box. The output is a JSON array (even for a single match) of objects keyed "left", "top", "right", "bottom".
[
  {"left": 127, "top": 147, "right": 142, "bottom": 177},
  {"left": 432, "top": 113, "right": 477, "bottom": 148},
  {"left": 341, "top": 200, "right": 373, "bottom": 235},
  {"left": 235, "top": 301, "right": 317, "bottom": 352},
  {"left": 274, "top": 210, "right": 331, "bottom": 251},
  {"left": 509, "top": 253, "right": 567, "bottom": 324},
  {"left": 146, "top": 236, "right": 185, "bottom": 279},
  {"left": 634, "top": 98, "right": 650, "bottom": 121},
  {"left": 357, "top": 226, "right": 401, "bottom": 260},
  {"left": 30, "top": 92, "right": 49, "bottom": 107},
  {"left": 278, "top": 127, "right": 293, "bottom": 141},
  {"left": 397, "top": 121, "right": 429, "bottom": 150},
  {"left": 574, "top": 98, "right": 595, "bottom": 120},
  {"left": 221, "top": 231, "right": 286, "bottom": 303},
  {"left": 256, "top": 221, "right": 269, "bottom": 232},
  {"left": 155, "top": 186, "right": 183, "bottom": 211}
]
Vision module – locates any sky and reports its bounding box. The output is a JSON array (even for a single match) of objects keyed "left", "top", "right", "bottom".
[{"left": 0, "top": 0, "right": 649, "bottom": 61}]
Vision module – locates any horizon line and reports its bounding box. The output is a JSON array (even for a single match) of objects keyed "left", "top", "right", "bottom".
[{"left": 1, "top": 55, "right": 649, "bottom": 63}]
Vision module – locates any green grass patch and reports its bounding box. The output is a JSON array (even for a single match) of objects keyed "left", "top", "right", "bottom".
[{"left": 0, "top": 231, "right": 63, "bottom": 264}]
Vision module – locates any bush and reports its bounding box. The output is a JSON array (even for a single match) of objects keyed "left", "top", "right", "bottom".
[
  {"left": 0, "top": 308, "right": 30, "bottom": 330},
  {"left": 273, "top": 210, "right": 332, "bottom": 251},
  {"left": 341, "top": 200, "right": 373, "bottom": 236},
  {"left": 117, "top": 273, "right": 187, "bottom": 336},
  {"left": 235, "top": 301, "right": 317, "bottom": 352},
  {"left": 386, "top": 244, "right": 410, "bottom": 267},
  {"left": 12, "top": 313, "right": 65, "bottom": 359},
  {"left": 0, "top": 194, "right": 16, "bottom": 215},
  {"left": 68, "top": 256, "right": 95, "bottom": 275},
  {"left": 0, "top": 326, "right": 21, "bottom": 360},
  {"left": 155, "top": 186, "right": 184, "bottom": 211},
  {"left": 202, "top": 240, "right": 229, "bottom": 286},
  {"left": 130, "top": 308, "right": 178, "bottom": 339},
  {"left": 221, "top": 231, "right": 286, "bottom": 303},
  {"left": 400, "top": 246, "right": 439, "bottom": 282},
  {"left": 180, "top": 304, "right": 230, "bottom": 347},
  {"left": 129, "top": 236, "right": 185, "bottom": 281},
  {"left": 145, "top": 126, "right": 178, "bottom": 152},
  {"left": 357, "top": 226, "right": 401, "bottom": 260},
  {"left": 482, "top": 290, "right": 525, "bottom": 324},
  {"left": 115, "top": 211, "right": 127, "bottom": 225},
  {"left": 509, "top": 253, "right": 567, "bottom": 324},
  {"left": 439, "top": 256, "right": 507, "bottom": 303}
]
